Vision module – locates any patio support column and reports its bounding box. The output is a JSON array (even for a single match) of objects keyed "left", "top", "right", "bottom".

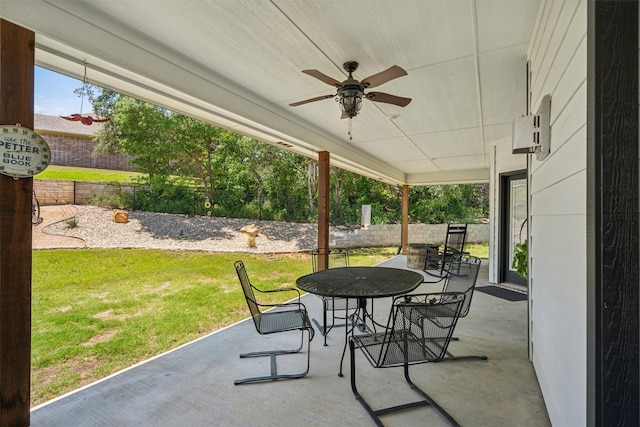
[
  {"left": 401, "top": 185, "right": 408, "bottom": 254},
  {"left": 587, "top": 1, "right": 639, "bottom": 426},
  {"left": 317, "top": 151, "right": 330, "bottom": 270},
  {"left": 0, "top": 20, "right": 34, "bottom": 426}
]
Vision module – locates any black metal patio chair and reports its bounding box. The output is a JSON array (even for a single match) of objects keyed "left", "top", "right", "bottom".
[
  {"left": 311, "top": 248, "right": 353, "bottom": 345},
  {"left": 349, "top": 292, "right": 466, "bottom": 426},
  {"left": 425, "top": 223, "right": 469, "bottom": 278},
  {"left": 441, "top": 256, "right": 480, "bottom": 318},
  {"left": 417, "top": 255, "right": 487, "bottom": 361},
  {"left": 233, "top": 260, "right": 315, "bottom": 385}
]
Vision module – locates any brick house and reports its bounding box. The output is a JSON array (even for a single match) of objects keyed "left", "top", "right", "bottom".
[{"left": 34, "top": 114, "right": 134, "bottom": 171}]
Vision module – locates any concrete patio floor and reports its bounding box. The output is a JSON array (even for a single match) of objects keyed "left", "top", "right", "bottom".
[{"left": 30, "top": 256, "right": 550, "bottom": 426}]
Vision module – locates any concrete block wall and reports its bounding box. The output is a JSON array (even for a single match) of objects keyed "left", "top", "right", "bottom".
[
  {"left": 33, "top": 180, "right": 76, "bottom": 205},
  {"left": 34, "top": 180, "right": 132, "bottom": 205},
  {"left": 334, "top": 223, "right": 489, "bottom": 247}
]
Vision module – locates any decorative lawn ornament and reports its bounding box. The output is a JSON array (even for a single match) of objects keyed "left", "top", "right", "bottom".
[
  {"left": 60, "top": 61, "right": 109, "bottom": 126},
  {"left": 60, "top": 113, "right": 109, "bottom": 126}
]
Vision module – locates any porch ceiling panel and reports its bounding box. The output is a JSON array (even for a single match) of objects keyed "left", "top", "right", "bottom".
[
  {"left": 478, "top": 44, "right": 530, "bottom": 126},
  {"left": 411, "top": 127, "right": 485, "bottom": 159},
  {"left": 274, "top": 0, "right": 478, "bottom": 71},
  {"left": 350, "top": 135, "right": 426, "bottom": 164},
  {"left": 484, "top": 123, "right": 515, "bottom": 147},
  {"left": 393, "top": 58, "right": 483, "bottom": 136},
  {"left": 475, "top": 0, "right": 543, "bottom": 52},
  {"left": 389, "top": 159, "right": 442, "bottom": 179},
  {"left": 432, "top": 154, "right": 488, "bottom": 172},
  {"left": 0, "top": 0, "right": 540, "bottom": 186}
]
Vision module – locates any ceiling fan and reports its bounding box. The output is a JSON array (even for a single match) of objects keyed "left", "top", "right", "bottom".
[{"left": 290, "top": 61, "right": 411, "bottom": 138}]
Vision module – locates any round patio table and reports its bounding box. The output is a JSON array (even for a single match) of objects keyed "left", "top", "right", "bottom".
[
  {"left": 296, "top": 266, "right": 424, "bottom": 376},
  {"left": 297, "top": 266, "right": 423, "bottom": 298}
]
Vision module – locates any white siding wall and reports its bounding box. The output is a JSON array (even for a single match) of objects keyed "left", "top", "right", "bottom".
[{"left": 528, "top": 1, "right": 587, "bottom": 425}]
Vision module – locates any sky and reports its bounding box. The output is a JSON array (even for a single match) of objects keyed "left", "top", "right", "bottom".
[{"left": 34, "top": 66, "right": 93, "bottom": 116}]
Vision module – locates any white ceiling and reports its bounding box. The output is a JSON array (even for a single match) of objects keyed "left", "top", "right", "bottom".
[{"left": 1, "top": 0, "right": 540, "bottom": 185}]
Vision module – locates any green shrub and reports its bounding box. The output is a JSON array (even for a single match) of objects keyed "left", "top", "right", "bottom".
[
  {"left": 132, "top": 182, "right": 206, "bottom": 215},
  {"left": 512, "top": 240, "right": 528, "bottom": 278},
  {"left": 89, "top": 183, "right": 134, "bottom": 209}
]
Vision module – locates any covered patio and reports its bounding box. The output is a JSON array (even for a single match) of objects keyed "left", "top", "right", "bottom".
[
  {"left": 30, "top": 257, "right": 549, "bottom": 426},
  {"left": 1, "top": 1, "right": 639, "bottom": 425}
]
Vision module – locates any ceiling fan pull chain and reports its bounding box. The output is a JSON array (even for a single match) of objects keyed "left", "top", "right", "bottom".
[{"left": 348, "top": 117, "right": 353, "bottom": 140}]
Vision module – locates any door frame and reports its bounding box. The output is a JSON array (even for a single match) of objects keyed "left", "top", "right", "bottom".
[{"left": 499, "top": 170, "right": 527, "bottom": 286}]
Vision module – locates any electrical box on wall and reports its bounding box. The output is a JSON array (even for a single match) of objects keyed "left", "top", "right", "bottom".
[{"left": 512, "top": 94, "right": 551, "bottom": 161}]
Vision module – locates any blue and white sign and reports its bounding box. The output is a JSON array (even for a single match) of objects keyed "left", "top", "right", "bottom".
[{"left": 0, "top": 124, "right": 50, "bottom": 178}]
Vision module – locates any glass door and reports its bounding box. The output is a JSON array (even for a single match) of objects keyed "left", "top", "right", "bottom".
[{"left": 500, "top": 172, "right": 527, "bottom": 286}]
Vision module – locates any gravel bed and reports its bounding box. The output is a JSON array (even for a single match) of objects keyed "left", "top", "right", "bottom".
[{"left": 45, "top": 205, "right": 349, "bottom": 253}]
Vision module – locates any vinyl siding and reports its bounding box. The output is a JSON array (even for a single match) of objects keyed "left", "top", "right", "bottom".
[{"left": 528, "top": 1, "right": 587, "bottom": 426}]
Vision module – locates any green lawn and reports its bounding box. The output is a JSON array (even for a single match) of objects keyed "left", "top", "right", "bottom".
[
  {"left": 465, "top": 242, "right": 489, "bottom": 259},
  {"left": 37, "top": 165, "right": 144, "bottom": 183},
  {"left": 31, "top": 247, "right": 396, "bottom": 405}
]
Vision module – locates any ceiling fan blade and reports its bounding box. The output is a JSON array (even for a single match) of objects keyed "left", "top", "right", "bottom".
[
  {"left": 289, "top": 94, "right": 335, "bottom": 107},
  {"left": 361, "top": 65, "right": 408, "bottom": 89},
  {"left": 366, "top": 92, "right": 412, "bottom": 107},
  {"left": 301, "top": 69, "right": 343, "bottom": 87}
]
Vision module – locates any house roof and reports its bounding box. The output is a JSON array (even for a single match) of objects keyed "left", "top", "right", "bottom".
[
  {"left": 34, "top": 114, "right": 101, "bottom": 137},
  {"left": 2, "top": 0, "right": 540, "bottom": 185}
]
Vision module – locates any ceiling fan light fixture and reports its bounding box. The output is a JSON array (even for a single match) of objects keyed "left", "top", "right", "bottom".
[
  {"left": 339, "top": 86, "right": 363, "bottom": 118},
  {"left": 292, "top": 61, "right": 411, "bottom": 139}
]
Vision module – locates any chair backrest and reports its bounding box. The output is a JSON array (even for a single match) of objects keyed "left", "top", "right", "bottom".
[
  {"left": 234, "top": 260, "right": 262, "bottom": 329},
  {"left": 444, "top": 223, "right": 467, "bottom": 254},
  {"left": 441, "top": 256, "right": 481, "bottom": 317},
  {"left": 372, "top": 292, "right": 465, "bottom": 368},
  {"left": 311, "top": 248, "right": 349, "bottom": 272}
]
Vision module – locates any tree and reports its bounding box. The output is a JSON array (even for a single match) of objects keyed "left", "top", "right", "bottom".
[
  {"left": 87, "top": 86, "right": 489, "bottom": 223},
  {"left": 261, "top": 148, "right": 312, "bottom": 220},
  {"left": 92, "top": 91, "right": 250, "bottom": 204},
  {"left": 408, "top": 183, "right": 489, "bottom": 223}
]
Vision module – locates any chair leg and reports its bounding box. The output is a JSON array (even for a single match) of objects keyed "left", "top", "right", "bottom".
[
  {"left": 349, "top": 340, "right": 461, "bottom": 426},
  {"left": 234, "top": 329, "right": 312, "bottom": 385},
  {"left": 439, "top": 338, "right": 488, "bottom": 362},
  {"left": 350, "top": 339, "right": 383, "bottom": 427},
  {"left": 423, "top": 255, "right": 448, "bottom": 279},
  {"left": 424, "top": 267, "right": 448, "bottom": 279},
  {"left": 428, "top": 336, "right": 488, "bottom": 362},
  {"left": 402, "top": 363, "right": 461, "bottom": 427},
  {"left": 440, "top": 351, "right": 488, "bottom": 362}
]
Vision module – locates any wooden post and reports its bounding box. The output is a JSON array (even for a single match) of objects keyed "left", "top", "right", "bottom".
[
  {"left": 587, "top": 1, "right": 639, "bottom": 425},
  {"left": 317, "top": 151, "right": 330, "bottom": 270},
  {"left": 401, "top": 185, "right": 409, "bottom": 254},
  {"left": 0, "top": 20, "right": 34, "bottom": 426}
]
